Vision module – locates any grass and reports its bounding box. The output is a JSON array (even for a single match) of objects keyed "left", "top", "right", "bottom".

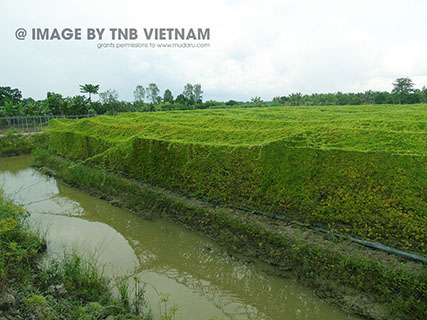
[
  {"left": 0, "top": 191, "right": 154, "bottom": 319},
  {"left": 0, "top": 130, "right": 38, "bottom": 156},
  {"left": 44, "top": 104, "right": 427, "bottom": 254},
  {"left": 32, "top": 150, "right": 427, "bottom": 320},
  {"left": 49, "top": 104, "right": 426, "bottom": 153}
]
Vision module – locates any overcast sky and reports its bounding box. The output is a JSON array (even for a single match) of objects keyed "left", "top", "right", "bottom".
[{"left": 1, "top": 0, "right": 427, "bottom": 101}]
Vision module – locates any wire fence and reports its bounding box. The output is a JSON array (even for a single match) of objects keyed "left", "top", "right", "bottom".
[{"left": 0, "top": 114, "right": 97, "bottom": 133}]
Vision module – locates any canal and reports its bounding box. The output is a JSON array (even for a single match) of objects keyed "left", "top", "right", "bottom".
[{"left": 0, "top": 156, "right": 359, "bottom": 320}]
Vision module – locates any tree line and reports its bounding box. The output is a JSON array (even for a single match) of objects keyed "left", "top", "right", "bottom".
[
  {"left": 1, "top": 77, "right": 426, "bottom": 117},
  {"left": 0, "top": 83, "right": 205, "bottom": 116},
  {"left": 272, "top": 78, "right": 427, "bottom": 106}
]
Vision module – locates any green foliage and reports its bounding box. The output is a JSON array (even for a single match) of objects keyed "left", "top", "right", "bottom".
[
  {"left": 0, "top": 191, "right": 152, "bottom": 319},
  {"left": 250, "top": 96, "right": 262, "bottom": 106},
  {"left": 0, "top": 131, "right": 37, "bottom": 156},
  {"left": 0, "top": 192, "right": 43, "bottom": 286},
  {"left": 44, "top": 92, "right": 67, "bottom": 115},
  {"left": 193, "top": 84, "right": 203, "bottom": 104},
  {"left": 226, "top": 100, "right": 239, "bottom": 106},
  {"left": 44, "top": 104, "right": 427, "bottom": 254},
  {"left": 134, "top": 85, "right": 146, "bottom": 102},
  {"left": 66, "top": 95, "right": 91, "bottom": 115},
  {"left": 31, "top": 152, "right": 427, "bottom": 319},
  {"left": 98, "top": 89, "right": 121, "bottom": 114},
  {"left": 181, "top": 83, "right": 203, "bottom": 105},
  {"left": 3, "top": 77, "right": 426, "bottom": 117},
  {"left": 174, "top": 93, "right": 189, "bottom": 106},
  {"left": 163, "top": 89, "right": 173, "bottom": 103},
  {"left": 0, "top": 92, "right": 96, "bottom": 116},
  {"left": 183, "top": 83, "right": 194, "bottom": 104},
  {"left": 146, "top": 83, "right": 160, "bottom": 104},
  {"left": 392, "top": 77, "right": 415, "bottom": 104},
  {"left": 0, "top": 87, "right": 22, "bottom": 106},
  {"left": 79, "top": 84, "right": 100, "bottom": 100},
  {"left": 99, "top": 89, "right": 119, "bottom": 104},
  {"left": 272, "top": 80, "right": 424, "bottom": 106}
]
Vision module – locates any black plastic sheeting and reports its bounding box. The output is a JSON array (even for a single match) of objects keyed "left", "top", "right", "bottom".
[{"left": 220, "top": 202, "right": 427, "bottom": 264}]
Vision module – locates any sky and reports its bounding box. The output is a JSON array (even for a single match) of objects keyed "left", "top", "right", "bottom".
[{"left": 1, "top": 0, "right": 427, "bottom": 102}]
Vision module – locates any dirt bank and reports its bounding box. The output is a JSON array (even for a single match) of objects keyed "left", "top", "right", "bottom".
[{"left": 33, "top": 149, "right": 426, "bottom": 320}]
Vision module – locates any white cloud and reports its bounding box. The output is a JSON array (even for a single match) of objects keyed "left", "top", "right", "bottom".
[{"left": 1, "top": 0, "right": 427, "bottom": 101}]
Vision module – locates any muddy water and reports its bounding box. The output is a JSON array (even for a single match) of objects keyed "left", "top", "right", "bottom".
[{"left": 0, "top": 156, "right": 360, "bottom": 320}]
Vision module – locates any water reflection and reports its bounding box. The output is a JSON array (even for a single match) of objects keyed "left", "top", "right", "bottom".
[{"left": 0, "top": 156, "right": 359, "bottom": 320}]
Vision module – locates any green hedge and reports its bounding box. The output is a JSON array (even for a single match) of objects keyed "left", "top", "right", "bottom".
[
  {"left": 33, "top": 150, "right": 427, "bottom": 320},
  {"left": 44, "top": 105, "right": 427, "bottom": 253}
]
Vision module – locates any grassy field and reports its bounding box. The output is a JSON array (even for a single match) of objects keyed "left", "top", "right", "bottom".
[{"left": 45, "top": 104, "right": 427, "bottom": 254}]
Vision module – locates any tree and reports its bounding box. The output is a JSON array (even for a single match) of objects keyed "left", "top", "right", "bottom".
[
  {"left": 0, "top": 87, "right": 22, "bottom": 106},
  {"left": 183, "top": 83, "right": 195, "bottom": 104},
  {"left": 163, "top": 89, "right": 174, "bottom": 103},
  {"left": 99, "top": 89, "right": 119, "bottom": 113},
  {"left": 0, "top": 101, "right": 18, "bottom": 116},
  {"left": 193, "top": 84, "right": 203, "bottom": 104},
  {"left": 64, "top": 96, "right": 90, "bottom": 115},
  {"left": 79, "top": 84, "right": 100, "bottom": 100},
  {"left": 146, "top": 83, "right": 160, "bottom": 104},
  {"left": 42, "top": 92, "right": 67, "bottom": 115},
  {"left": 99, "top": 89, "right": 119, "bottom": 104},
  {"left": 175, "top": 94, "right": 188, "bottom": 105},
  {"left": 410, "top": 89, "right": 423, "bottom": 104},
  {"left": 287, "top": 93, "right": 302, "bottom": 106},
  {"left": 134, "top": 85, "right": 145, "bottom": 102},
  {"left": 421, "top": 86, "right": 427, "bottom": 103},
  {"left": 363, "top": 90, "right": 374, "bottom": 104},
  {"left": 226, "top": 99, "right": 239, "bottom": 106},
  {"left": 250, "top": 96, "right": 263, "bottom": 106},
  {"left": 392, "top": 77, "right": 414, "bottom": 104},
  {"left": 373, "top": 91, "right": 389, "bottom": 105}
]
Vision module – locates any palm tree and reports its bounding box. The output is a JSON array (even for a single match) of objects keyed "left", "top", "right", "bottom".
[{"left": 79, "top": 84, "right": 100, "bottom": 100}]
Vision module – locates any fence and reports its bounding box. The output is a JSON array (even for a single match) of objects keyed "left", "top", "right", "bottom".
[{"left": 0, "top": 114, "right": 97, "bottom": 133}]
